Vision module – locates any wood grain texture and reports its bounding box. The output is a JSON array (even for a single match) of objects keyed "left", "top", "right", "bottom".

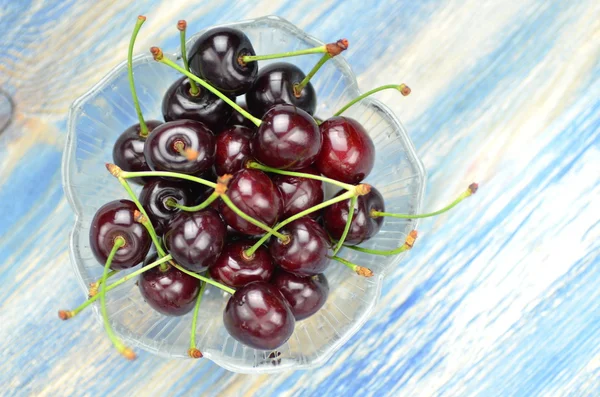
[{"left": 0, "top": 0, "right": 599, "bottom": 396}]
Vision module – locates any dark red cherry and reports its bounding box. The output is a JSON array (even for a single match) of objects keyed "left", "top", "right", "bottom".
[
  {"left": 322, "top": 187, "right": 385, "bottom": 245},
  {"left": 164, "top": 209, "right": 226, "bottom": 272},
  {"left": 162, "top": 76, "right": 234, "bottom": 132},
  {"left": 225, "top": 99, "right": 256, "bottom": 129},
  {"left": 139, "top": 253, "right": 201, "bottom": 316},
  {"left": 272, "top": 166, "right": 324, "bottom": 219},
  {"left": 246, "top": 62, "right": 316, "bottom": 118},
  {"left": 219, "top": 169, "right": 283, "bottom": 235},
  {"left": 223, "top": 281, "right": 295, "bottom": 350},
  {"left": 144, "top": 119, "right": 215, "bottom": 176},
  {"left": 251, "top": 104, "right": 321, "bottom": 170},
  {"left": 269, "top": 217, "right": 331, "bottom": 276},
  {"left": 188, "top": 27, "right": 257, "bottom": 96},
  {"left": 316, "top": 116, "right": 375, "bottom": 184},
  {"left": 214, "top": 126, "right": 253, "bottom": 176},
  {"left": 112, "top": 120, "right": 162, "bottom": 185},
  {"left": 139, "top": 179, "right": 199, "bottom": 235},
  {"left": 89, "top": 200, "right": 151, "bottom": 270},
  {"left": 209, "top": 240, "right": 275, "bottom": 288},
  {"left": 272, "top": 270, "right": 329, "bottom": 321}
]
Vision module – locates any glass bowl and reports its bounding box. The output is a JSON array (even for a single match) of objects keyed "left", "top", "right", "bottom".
[{"left": 62, "top": 15, "right": 426, "bottom": 374}]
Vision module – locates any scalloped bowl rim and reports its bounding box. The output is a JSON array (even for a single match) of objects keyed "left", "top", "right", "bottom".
[{"left": 61, "top": 15, "right": 426, "bottom": 373}]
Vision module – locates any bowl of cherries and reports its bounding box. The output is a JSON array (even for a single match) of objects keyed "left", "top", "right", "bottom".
[{"left": 60, "top": 15, "right": 476, "bottom": 373}]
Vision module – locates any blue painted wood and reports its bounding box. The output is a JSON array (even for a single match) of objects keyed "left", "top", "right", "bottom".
[{"left": 0, "top": 0, "right": 598, "bottom": 395}]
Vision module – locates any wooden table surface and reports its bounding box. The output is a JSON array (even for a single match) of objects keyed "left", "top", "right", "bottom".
[{"left": 1, "top": 0, "right": 599, "bottom": 396}]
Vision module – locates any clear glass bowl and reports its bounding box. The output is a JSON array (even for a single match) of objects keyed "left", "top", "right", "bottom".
[{"left": 62, "top": 15, "right": 426, "bottom": 374}]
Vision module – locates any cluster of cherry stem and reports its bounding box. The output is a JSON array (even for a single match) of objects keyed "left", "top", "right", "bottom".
[{"left": 60, "top": 16, "right": 477, "bottom": 361}]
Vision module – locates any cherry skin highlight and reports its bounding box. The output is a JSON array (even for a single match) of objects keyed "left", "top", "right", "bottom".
[
  {"left": 164, "top": 209, "right": 226, "bottom": 272},
  {"left": 209, "top": 240, "right": 275, "bottom": 288},
  {"left": 272, "top": 166, "right": 324, "bottom": 219},
  {"left": 316, "top": 116, "right": 375, "bottom": 184},
  {"left": 89, "top": 199, "right": 151, "bottom": 270},
  {"left": 162, "top": 76, "right": 234, "bottom": 132},
  {"left": 139, "top": 253, "right": 201, "bottom": 316},
  {"left": 214, "top": 126, "right": 254, "bottom": 176},
  {"left": 322, "top": 187, "right": 385, "bottom": 245},
  {"left": 188, "top": 27, "right": 258, "bottom": 95},
  {"left": 269, "top": 217, "right": 332, "bottom": 276},
  {"left": 144, "top": 119, "right": 215, "bottom": 176},
  {"left": 246, "top": 62, "right": 316, "bottom": 118},
  {"left": 112, "top": 120, "right": 162, "bottom": 185},
  {"left": 219, "top": 169, "right": 283, "bottom": 235},
  {"left": 223, "top": 281, "right": 295, "bottom": 350},
  {"left": 251, "top": 104, "right": 321, "bottom": 170},
  {"left": 272, "top": 270, "right": 329, "bottom": 321}
]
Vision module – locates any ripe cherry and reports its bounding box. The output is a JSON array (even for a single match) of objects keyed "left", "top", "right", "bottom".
[
  {"left": 269, "top": 217, "right": 331, "bottom": 276},
  {"left": 225, "top": 99, "right": 256, "bottom": 129},
  {"left": 139, "top": 179, "right": 199, "bottom": 235},
  {"left": 144, "top": 119, "right": 215, "bottom": 176},
  {"left": 272, "top": 166, "right": 324, "bottom": 219},
  {"left": 223, "top": 281, "right": 295, "bottom": 350},
  {"left": 113, "top": 121, "right": 162, "bottom": 185},
  {"left": 272, "top": 270, "right": 329, "bottom": 321},
  {"left": 89, "top": 200, "right": 151, "bottom": 270},
  {"left": 209, "top": 240, "right": 275, "bottom": 288},
  {"left": 322, "top": 187, "right": 385, "bottom": 245},
  {"left": 251, "top": 104, "right": 321, "bottom": 170},
  {"left": 188, "top": 27, "right": 258, "bottom": 96},
  {"left": 164, "top": 209, "right": 226, "bottom": 272},
  {"left": 162, "top": 76, "right": 234, "bottom": 132},
  {"left": 219, "top": 169, "right": 283, "bottom": 235},
  {"left": 245, "top": 62, "right": 316, "bottom": 118},
  {"left": 316, "top": 116, "right": 375, "bottom": 184},
  {"left": 138, "top": 253, "right": 200, "bottom": 316},
  {"left": 214, "top": 126, "right": 253, "bottom": 176}
]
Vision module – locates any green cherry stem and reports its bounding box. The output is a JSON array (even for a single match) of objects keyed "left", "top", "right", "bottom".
[
  {"left": 371, "top": 183, "right": 478, "bottom": 220},
  {"left": 329, "top": 255, "right": 374, "bottom": 277},
  {"left": 333, "top": 84, "right": 411, "bottom": 117},
  {"left": 111, "top": 165, "right": 217, "bottom": 189},
  {"left": 244, "top": 184, "right": 370, "bottom": 257},
  {"left": 59, "top": 254, "right": 173, "bottom": 320},
  {"left": 88, "top": 269, "right": 119, "bottom": 297},
  {"left": 332, "top": 195, "right": 357, "bottom": 256},
  {"left": 220, "top": 194, "right": 287, "bottom": 240},
  {"left": 128, "top": 16, "right": 149, "bottom": 138},
  {"left": 171, "top": 263, "right": 235, "bottom": 295},
  {"left": 151, "top": 47, "right": 262, "bottom": 127},
  {"left": 99, "top": 236, "right": 136, "bottom": 360},
  {"left": 344, "top": 230, "right": 418, "bottom": 256},
  {"left": 177, "top": 20, "right": 199, "bottom": 96},
  {"left": 293, "top": 39, "right": 348, "bottom": 96},
  {"left": 134, "top": 211, "right": 169, "bottom": 271},
  {"left": 241, "top": 46, "right": 326, "bottom": 63},
  {"left": 167, "top": 191, "right": 218, "bottom": 212},
  {"left": 188, "top": 279, "right": 207, "bottom": 359},
  {"left": 246, "top": 161, "right": 355, "bottom": 191}
]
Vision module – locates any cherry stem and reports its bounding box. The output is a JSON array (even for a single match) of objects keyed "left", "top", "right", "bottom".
[
  {"left": 294, "top": 54, "right": 330, "bottom": 97},
  {"left": 151, "top": 47, "right": 262, "bottom": 127},
  {"left": 189, "top": 279, "right": 207, "bottom": 358},
  {"left": 128, "top": 16, "right": 149, "bottom": 138},
  {"left": 244, "top": 187, "right": 361, "bottom": 257},
  {"left": 171, "top": 263, "right": 235, "bottom": 295},
  {"left": 111, "top": 164, "right": 217, "bottom": 189},
  {"left": 99, "top": 236, "right": 135, "bottom": 359},
  {"left": 178, "top": 20, "right": 199, "bottom": 96},
  {"left": 220, "top": 194, "right": 287, "bottom": 240},
  {"left": 61, "top": 254, "right": 173, "bottom": 319},
  {"left": 371, "top": 184, "right": 477, "bottom": 220},
  {"left": 333, "top": 84, "right": 411, "bottom": 117},
  {"left": 344, "top": 230, "right": 417, "bottom": 256},
  {"left": 329, "top": 255, "right": 373, "bottom": 277},
  {"left": 246, "top": 161, "right": 354, "bottom": 191},
  {"left": 332, "top": 195, "right": 357, "bottom": 256},
  {"left": 241, "top": 45, "right": 326, "bottom": 63},
  {"left": 89, "top": 269, "right": 118, "bottom": 297},
  {"left": 167, "top": 191, "right": 218, "bottom": 212},
  {"left": 134, "top": 210, "right": 169, "bottom": 271}
]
